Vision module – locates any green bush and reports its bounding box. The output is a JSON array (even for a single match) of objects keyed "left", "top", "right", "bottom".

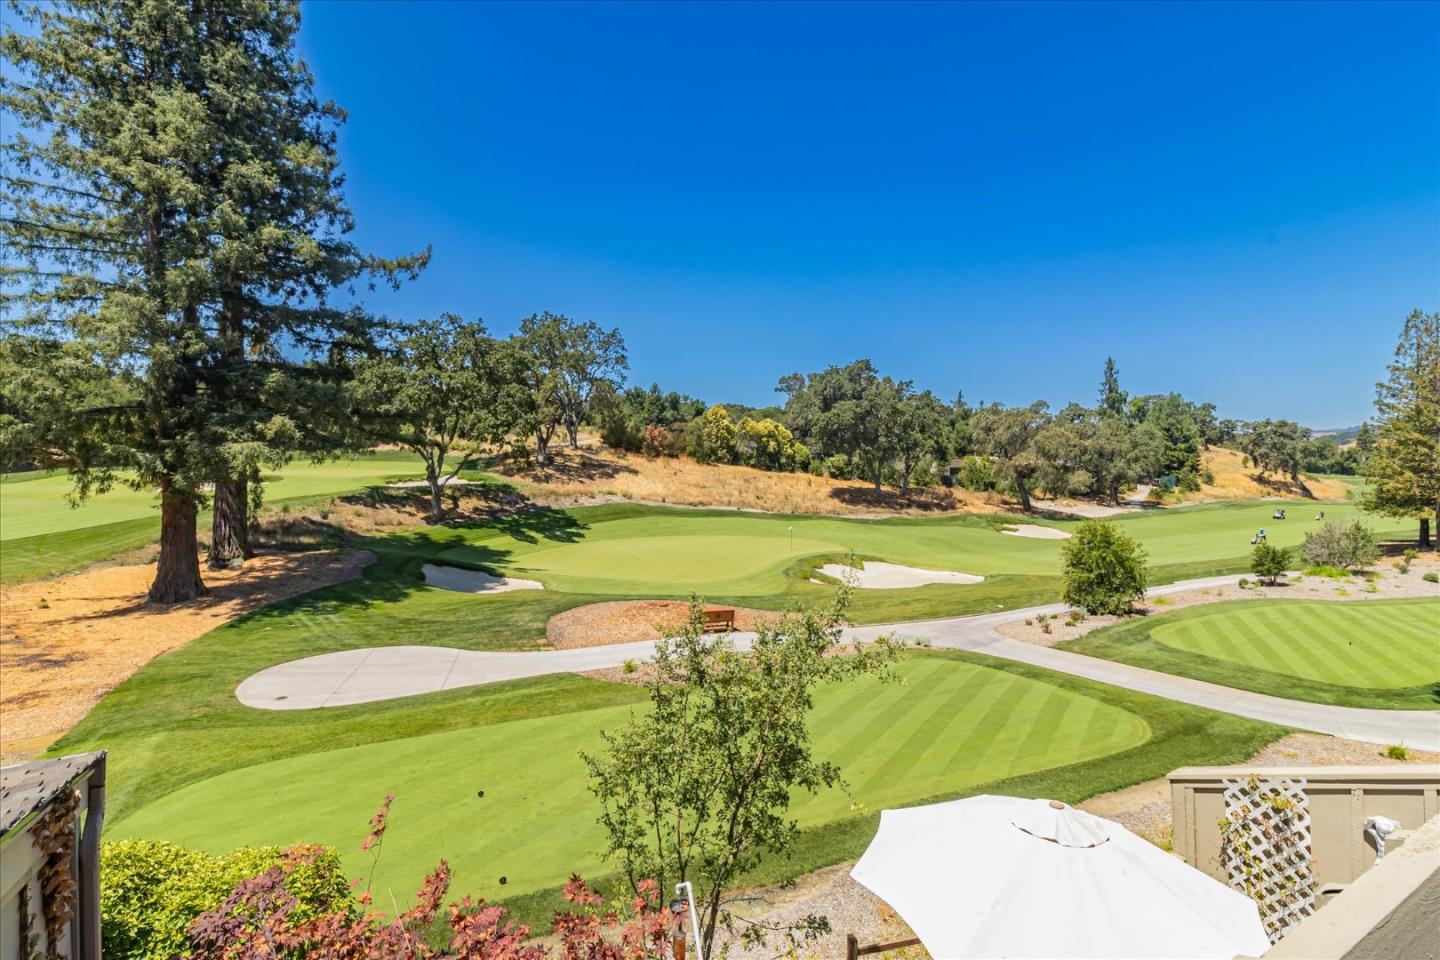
[
  {"left": 953, "top": 454, "right": 997, "bottom": 492},
  {"left": 686, "top": 405, "right": 737, "bottom": 464},
  {"left": 1249, "top": 542, "right": 1290, "bottom": 585},
  {"left": 1302, "top": 519, "right": 1380, "bottom": 571},
  {"left": 1424, "top": 572, "right": 1438, "bottom": 584},
  {"left": 1303, "top": 564, "right": 1349, "bottom": 579},
  {"left": 1060, "top": 520, "right": 1149, "bottom": 616},
  {"left": 736, "top": 416, "right": 806, "bottom": 472},
  {"left": 102, "top": 839, "right": 350, "bottom": 960},
  {"left": 1386, "top": 745, "right": 1409, "bottom": 761}
]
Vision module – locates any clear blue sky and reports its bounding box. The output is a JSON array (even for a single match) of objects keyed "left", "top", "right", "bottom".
[{"left": 298, "top": 0, "right": 1439, "bottom": 427}]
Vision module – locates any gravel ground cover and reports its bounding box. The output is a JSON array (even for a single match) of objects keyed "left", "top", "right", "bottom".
[{"left": 0, "top": 549, "right": 373, "bottom": 762}]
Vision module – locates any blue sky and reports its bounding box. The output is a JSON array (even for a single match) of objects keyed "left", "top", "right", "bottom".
[{"left": 299, "top": 1, "right": 1439, "bottom": 426}]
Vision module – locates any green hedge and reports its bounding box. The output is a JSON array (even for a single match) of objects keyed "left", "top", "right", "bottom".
[{"left": 101, "top": 839, "right": 351, "bottom": 960}]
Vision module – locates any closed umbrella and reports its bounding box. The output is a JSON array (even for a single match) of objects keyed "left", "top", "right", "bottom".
[{"left": 851, "top": 795, "right": 1269, "bottom": 960}]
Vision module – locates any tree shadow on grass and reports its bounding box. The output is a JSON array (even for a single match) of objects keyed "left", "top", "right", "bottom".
[{"left": 827, "top": 486, "right": 957, "bottom": 512}]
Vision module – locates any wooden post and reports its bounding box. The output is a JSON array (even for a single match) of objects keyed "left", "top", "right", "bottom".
[
  {"left": 671, "top": 934, "right": 686, "bottom": 960},
  {"left": 846, "top": 933, "right": 859, "bottom": 960}
]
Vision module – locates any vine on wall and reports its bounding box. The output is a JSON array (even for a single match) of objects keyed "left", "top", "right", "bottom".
[
  {"left": 1217, "top": 774, "right": 1316, "bottom": 942},
  {"left": 27, "top": 788, "right": 80, "bottom": 960}
]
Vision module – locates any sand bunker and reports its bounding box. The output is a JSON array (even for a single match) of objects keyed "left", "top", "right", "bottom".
[
  {"left": 813, "top": 561, "right": 983, "bottom": 589},
  {"left": 421, "top": 563, "right": 543, "bottom": 593},
  {"left": 1002, "top": 524, "right": 1072, "bottom": 540}
]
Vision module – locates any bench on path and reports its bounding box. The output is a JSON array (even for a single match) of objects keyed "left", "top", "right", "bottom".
[{"left": 704, "top": 606, "right": 736, "bottom": 632}]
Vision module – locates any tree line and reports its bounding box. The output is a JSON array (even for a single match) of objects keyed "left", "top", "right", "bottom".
[{"left": 3, "top": 2, "right": 1435, "bottom": 610}]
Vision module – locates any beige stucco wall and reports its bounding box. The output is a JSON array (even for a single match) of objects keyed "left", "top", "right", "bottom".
[
  {"left": 1262, "top": 813, "right": 1440, "bottom": 959},
  {"left": 1168, "top": 764, "right": 1440, "bottom": 888}
]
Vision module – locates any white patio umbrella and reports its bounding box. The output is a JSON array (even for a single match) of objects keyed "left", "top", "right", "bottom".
[{"left": 851, "top": 795, "right": 1269, "bottom": 960}]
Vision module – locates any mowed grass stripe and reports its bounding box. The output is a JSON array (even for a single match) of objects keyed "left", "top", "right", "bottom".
[
  {"left": 1150, "top": 599, "right": 1439, "bottom": 690},
  {"left": 114, "top": 656, "right": 1149, "bottom": 902},
  {"left": 830, "top": 666, "right": 1015, "bottom": 798}
]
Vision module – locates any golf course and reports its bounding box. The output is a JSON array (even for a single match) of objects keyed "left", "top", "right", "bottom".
[
  {"left": 37, "top": 482, "right": 1429, "bottom": 917},
  {"left": 1062, "top": 597, "right": 1440, "bottom": 710},
  {"left": 0, "top": 451, "right": 427, "bottom": 583}
]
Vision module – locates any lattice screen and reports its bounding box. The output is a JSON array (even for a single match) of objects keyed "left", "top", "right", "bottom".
[{"left": 1218, "top": 774, "right": 1316, "bottom": 942}]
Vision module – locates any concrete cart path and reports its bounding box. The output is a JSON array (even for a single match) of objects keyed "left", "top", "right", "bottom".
[{"left": 234, "top": 574, "right": 1440, "bottom": 751}]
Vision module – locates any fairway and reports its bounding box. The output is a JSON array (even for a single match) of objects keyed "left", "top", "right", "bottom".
[
  {"left": 1062, "top": 598, "right": 1440, "bottom": 710},
  {"left": 1153, "top": 599, "right": 1440, "bottom": 688},
  {"left": 429, "top": 500, "right": 1398, "bottom": 598},
  {"left": 110, "top": 656, "right": 1149, "bottom": 903},
  {"left": 0, "top": 451, "right": 426, "bottom": 542}
]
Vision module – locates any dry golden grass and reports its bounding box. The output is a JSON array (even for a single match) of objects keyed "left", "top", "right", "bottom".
[
  {"left": 1183, "top": 447, "right": 1351, "bottom": 502},
  {"left": 497, "top": 444, "right": 1007, "bottom": 517}
]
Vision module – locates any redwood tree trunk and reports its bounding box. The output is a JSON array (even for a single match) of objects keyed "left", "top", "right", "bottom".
[
  {"left": 1109, "top": 477, "right": 1122, "bottom": 505},
  {"left": 208, "top": 477, "right": 251, "bottom": 568},
  {"left": 150, "top": 485, "right": 207, "bottom": 603}
]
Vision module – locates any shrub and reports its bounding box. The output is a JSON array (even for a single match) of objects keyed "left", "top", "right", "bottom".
[
  {"left": 822, "top": 452, "right": 852, "bottom": 479},
  {"left": 1237, "top": 577, "right": 1250, "bottom": 589},
  {"left": 102, "top": 839, "right": 350, "bottom": 960},
  {"left": 621, "top": 658, "right": 637, "bottom": 674},
  {"left": 736, "top": 416, "right": 806, "bottom": 472},
  {"left": 1302, "top": 519, "right": 1380, "bottom": 571},
  {"left": 954, "top": 454, "right": 997, "bottom": 492},
  {"left": 1425, "top": 572, "right": 1438, "bottom": 584},
  {"left": 1060, "top": 520, "right": 1149, "bottom": 616},
  {"left": 686, "top": 405, "right": 737, "bottom": 464},
  {"left": 640, "top": 424, "right": 670, "bottom": 458},
  {"left": 1386, "top": 745, "right": 1409, "bottom": 761},
  {"left": 1249, "top": 542, "right": 1290, "bottom": 586},
  {"left": 1304, "top": 564, "right": 1348, "bottom": 579}
]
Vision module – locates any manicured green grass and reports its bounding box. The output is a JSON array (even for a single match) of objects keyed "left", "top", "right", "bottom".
[
  {"left": 110, "top": 655, "right": 1151, "bottom": 902},
  {"left": 0, "top": 452, "right": 433, "bottom": 582},
  {"left": 1061, "top": 598, "right": 1440, "bottom": 709},
  {"left": 407, "top": 499, "right": 1402, "bottom": 599}
]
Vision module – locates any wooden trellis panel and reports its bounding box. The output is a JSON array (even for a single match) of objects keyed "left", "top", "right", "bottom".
[{"left": 1218, "top": 775, "right": 1316, "bottom": 942}]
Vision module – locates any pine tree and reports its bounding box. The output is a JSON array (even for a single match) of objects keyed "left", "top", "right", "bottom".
[
  {"left": 1363, "top": 310, "right": 1440, "bottom": 547},
  {"left": 4, "top": 0, "right": 224, "bottom": 601},
  {"left": 1098, "top": 356, "right": 1127, "bottom": 418},
  {"left": 3, "top": 0, "right": 425, "bottom": 594},
  {"left": 180, "top": 0, "right": 426, "bottom": 567}
]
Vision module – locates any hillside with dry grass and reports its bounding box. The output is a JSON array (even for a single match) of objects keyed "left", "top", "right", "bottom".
[
  {"left": 1182, "top": 447, "right": 1353, "bottom": 502},
  {"left": 495, "top": 444, "right": 1008, "bottom": 516}
]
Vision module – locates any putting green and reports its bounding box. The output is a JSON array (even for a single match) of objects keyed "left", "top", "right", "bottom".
[
  {"left": 111, "top": 655, "right": 1148, "bottom": 903},
  {"left": 1153, "top": 598, "right": 1440, "bottom": 689},
  {"left": 427, "top": 500, "right": 1396, "bottom": 597}
]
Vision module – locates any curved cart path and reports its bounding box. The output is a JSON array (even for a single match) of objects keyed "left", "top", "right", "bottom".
[{"left": 235, "top": 574, "right": 1440, "bottom": 751}]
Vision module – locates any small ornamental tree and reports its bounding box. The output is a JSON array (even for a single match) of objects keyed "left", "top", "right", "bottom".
[
  {"left": 584, "top": 589, "right": 899, "bottom": 958},
  {"left": 1250, "top": 542, "right": 1290, "bottom": 586},
  {"left": 1060, "top": 520, "right": 1149, "bottom": 615},
  {"left": 688, "top": 405, "right": 738, "bottom": 464},
  {"left": 1302, "top": 520, "right": 1380, "bottom": 571}
]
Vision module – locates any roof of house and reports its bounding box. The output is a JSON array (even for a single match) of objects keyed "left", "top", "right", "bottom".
[{"left": 1, "top": 751, "right": 105, "bottom": 841}]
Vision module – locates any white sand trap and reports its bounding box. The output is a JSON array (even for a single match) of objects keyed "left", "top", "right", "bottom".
[
  {"left": 813, "top": 561, "right": 983, "bottom": 589},
  {"left": 1002, "top": 524, "right": 1072, "bottom": 540},
  {"left": 421, "top": 563, "right": 543, "bottom": 593}
]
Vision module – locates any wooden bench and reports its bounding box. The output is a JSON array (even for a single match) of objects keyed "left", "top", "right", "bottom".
[{"left": 703, "top": 606, "right": 736, "bottom": 632}]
